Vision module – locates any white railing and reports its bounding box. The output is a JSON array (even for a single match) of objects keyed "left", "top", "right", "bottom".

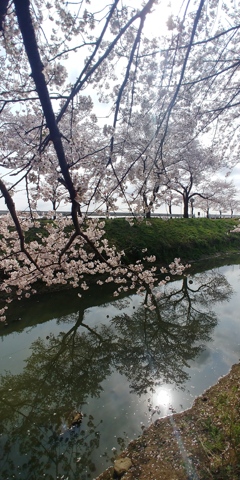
[{"left": 0, "top": 210, "right": 239, "bottom": 219}]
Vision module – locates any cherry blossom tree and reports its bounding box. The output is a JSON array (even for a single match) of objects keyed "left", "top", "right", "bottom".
[
  {"left": 160, "top": 188, "right": 182, "bottom": 217},
  {"left": 1, "top": 0, "right": 187, "bottom": 320},
  {"left": 228, "top": 198, "right": 240, "bottom": 218},
  {"left": 162, "top": 137, "right": 224, "bottom": 217},
  {"left": 121, "top": 0, "right": 240, "bottom": 217},
  {"left": 193, "top": 179, "right": 239, "bottom": 217},
  {"left": 125, "top": 100, "right": 228, "bottom": 218},
  {"left": 0, "top": 0, "right": 239, "bottom": 320},
  {"left": 155, "top": 0, "right": 240, "bottom": 149}
]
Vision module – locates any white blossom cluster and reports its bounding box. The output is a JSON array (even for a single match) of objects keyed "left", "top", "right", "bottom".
[
  {"left": 0, "top": 213, "right": 189, "bottom": 322},
  {"left": 230, "top": 224, "right": 240, "bottom": 233}
]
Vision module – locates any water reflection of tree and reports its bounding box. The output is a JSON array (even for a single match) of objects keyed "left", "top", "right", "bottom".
[
  {"left": 0, "top": 323, "right": 115, "bottom": 480},
  {"left": 111, "top": 271, "right": 232, "bottom": 395},
  {"left": 112, "top": 297, "right": 202, "bottom": 394},
  {"left": 0, "top": 270, "right": 233, "bottom": 479}
]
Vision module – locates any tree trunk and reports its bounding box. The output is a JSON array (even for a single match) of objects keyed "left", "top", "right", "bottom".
[
  {"left": 52, "top": 200, "right": 57, "bottom": 220},
  {"left": 169, "top": 203, "right": 172, "bottom": 219},
  {"left": 142, "top": 191, "right": 151, "bottom": 218},
  {"left": 183, "top": 193, "right": 189, "bottom": 218},
  {"left": 14, "top": 0, "right": 80, "bottom": 232}
]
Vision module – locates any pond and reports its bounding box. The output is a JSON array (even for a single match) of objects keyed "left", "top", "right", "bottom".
[{"left": 0, "top": 255, "right": 240, "bottom": 480}]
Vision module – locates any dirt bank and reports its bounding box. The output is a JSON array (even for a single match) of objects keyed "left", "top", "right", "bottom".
[{"left": 95, "top": 362, "right": 240, "bottom": 480}]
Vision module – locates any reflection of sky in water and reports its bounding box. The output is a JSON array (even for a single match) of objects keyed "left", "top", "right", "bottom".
[
  {"left": 0, "top": 259, "right": 240, "bottom": 477},
  {"left": 168, "top": 262, "right": 240, "bottom": 413}
]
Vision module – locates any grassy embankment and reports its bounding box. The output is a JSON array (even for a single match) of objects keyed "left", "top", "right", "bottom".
[
  {"left": 2, "top": 216, "right": 240, "bottom": 302},
  {"left": 2, "top": 218, "right": 240, "bottom": 298},
  {"left": 23, "top": 217, "right": 240, "bottom": 265},
  {"left": 104, "top": 217, "right": 240, "bottom": 264}
]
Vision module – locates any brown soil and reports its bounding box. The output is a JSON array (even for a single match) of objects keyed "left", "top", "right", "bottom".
[{"left": 95, "top": 363, "right": 240, "bottom": 480}]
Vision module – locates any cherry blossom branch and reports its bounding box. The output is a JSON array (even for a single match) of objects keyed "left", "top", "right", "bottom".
[
  {"left": 48, "top": 41, "right": 97, "bottom": 63},
  {"left": 58, "top": 231, "right": 78, "bottom": 263},
  {"left": 0, "top": 178, "right": 42, "bottom": 272},
  {"left": 13, "top": 0, "right": 80, "bottom": 232},
  {"left": 0, "top": 96, "right": 68, "bottom": 114},
  {"left": 55, "top": 0, "right": 121, "bottom": 124},
  {"left": 56, "top": 0, "right": 156, "bottom": 125},
  {"left": 78, "top": 230, "right": 110, "bottom": 265},
  {"left": 183, "top": 60, "right": 240, "bottom": 86},
  {"left": 139, "top": 24, "right": 240, "bottom": 58},
  {"left": 108, "top": 18, "right": 146, "bottom": 162},
  {"left": 154, "top": 0, "right": 206, "bottom": 162},
  {"left": 0, "top": 0, "right": 10, "bottom": 31}
]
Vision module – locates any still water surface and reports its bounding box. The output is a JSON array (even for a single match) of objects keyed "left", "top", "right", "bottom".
[{"left": 0, "top": 256, "right": 240, "bottom": 479}]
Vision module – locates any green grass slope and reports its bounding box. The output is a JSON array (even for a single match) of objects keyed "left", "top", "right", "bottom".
[{"left": 104, "top": 218, "right": 240, "bottom": 264}]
